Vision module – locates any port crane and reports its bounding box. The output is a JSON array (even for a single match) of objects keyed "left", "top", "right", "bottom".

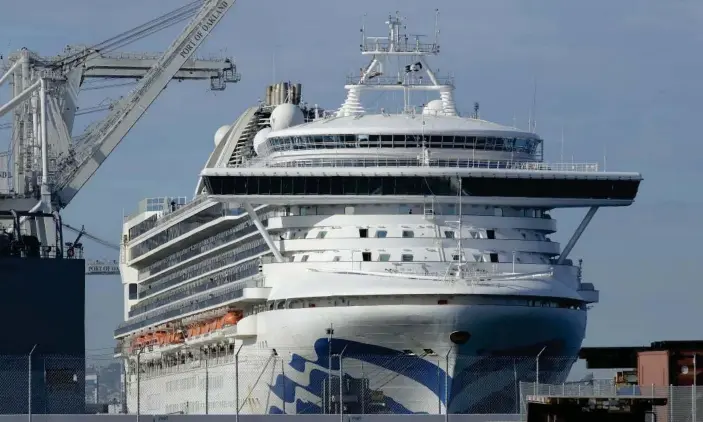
[
  {"left": 61, "top": 222, "right": 121, "bottom": 275},
  {"left": 0, "top": 0, "right": 239, "bottom": 256}
]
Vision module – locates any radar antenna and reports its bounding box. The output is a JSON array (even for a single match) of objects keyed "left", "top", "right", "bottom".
[{"left": 338, "top": 11, "right": 456, "bottom": 117}]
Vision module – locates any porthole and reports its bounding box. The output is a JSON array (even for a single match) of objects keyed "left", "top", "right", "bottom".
[{"left": 449, "top": 331, "right": 471, "bottom": 345}]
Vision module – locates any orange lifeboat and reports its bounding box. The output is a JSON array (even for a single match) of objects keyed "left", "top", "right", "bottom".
[
  {"left": 215, "top": 317, "right": 224, "bottom": 330},
  {"left": 209, "top": 319, "right": 218, "bottom": 332},
  {"left": 155, "top": 331, "right": 167, "bottom": 346},
  {"left": 223, "top": 310, "right": 241, "bottom": 326},
  {"left": 201, "top": 321, "right": 211, "bottom": 335},
  {"left": 143, "top": 333, "right": 153, "bottom": 346},
  {"left": 173, "top": 331, "right": 185, "bottom": 343}
]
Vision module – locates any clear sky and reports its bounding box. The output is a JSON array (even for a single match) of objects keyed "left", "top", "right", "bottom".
[{"left": 1, "top": 0, "right": 701, "bottom": 371}]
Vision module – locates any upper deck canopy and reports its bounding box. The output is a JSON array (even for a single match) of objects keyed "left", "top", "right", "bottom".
[
  {"left": 268, "top": 113, "right": 538, "bottom": 139},
  {"left": 200, "top": 167, "right": 642, "bottom": 208}
]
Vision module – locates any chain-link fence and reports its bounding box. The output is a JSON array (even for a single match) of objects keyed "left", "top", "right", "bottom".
[
  {"left": 124, "top": 354, "right": 580, "bottom": 415},
  {"left": 519, "top": 381, "right": 702, "bottom": 422},
  {"left": 2, "top": 353, "right": 700, "bottom": 418},
  {"left": 0, "top": 355, "right": 86, "bottom": 414}
]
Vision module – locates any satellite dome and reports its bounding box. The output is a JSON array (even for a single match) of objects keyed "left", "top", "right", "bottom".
[
  {"left": 253, "top": 127, "right": 272, "bottom": 156},
  {"left": 214, "top": 125, "right": 231, "bottom": 147},
  {"left": 422, "top": 99, "right": 445, "bottom": 116},
  {"left": 270, "top": 103, "right": 305, "bottom": 132}
]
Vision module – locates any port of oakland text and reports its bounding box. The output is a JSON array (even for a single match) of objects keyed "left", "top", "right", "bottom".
[
  {"left": 87, "top": 265, "right": 119, "bottom": 273},
  {"left": 178, "top": 0, "right": 230, "bottom": 59}
]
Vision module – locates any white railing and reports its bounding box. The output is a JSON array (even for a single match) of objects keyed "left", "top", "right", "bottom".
[
  {"left": 362, "top": 39, "right": 439, "bottom": 54},
  {"left": 154, "top": 195, "right": 211, "bottom": 226},
  {"left": 260, "top": 158, "right": 600, "bottom": 172},
  {"left": 346, "top": 75, "right": 454, "bottom": 86}
]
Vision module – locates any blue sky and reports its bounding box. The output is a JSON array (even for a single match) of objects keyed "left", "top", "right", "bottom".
[{"left": 1, "top": 0, "right": 701, "bottom": 370}]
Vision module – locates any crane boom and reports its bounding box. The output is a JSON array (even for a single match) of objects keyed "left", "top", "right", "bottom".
[{"left": 53, "top": 0, "right": 236, "bottom": 209}]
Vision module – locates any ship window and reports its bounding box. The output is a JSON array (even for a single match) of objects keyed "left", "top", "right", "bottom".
[
  {"left": 444, "top": 231, "right": 455, "bottom": 239},
  {"left": 316, "top": 231, "right": 327, "bottom": 239},
  {"left": 470, "top": 230, "right": 479, "bottom": 239},
  {"left": 487, "top": 230, "right": 495, "bottom": 239},
  {"left": 128, "top": 284, "right": 138, "bottom": 300},
  {"left": 301, "top": 255, "right": 309, "bottom": 262},
  {"left": 402, "top": 230, "right": 414, "bottom": 238},
  {"left": 401, "top": 254, "right": 414, "bottom": 262},
  {"left": 362, "top": 252, "right": 372, "bottom": 262},
  {"left": 359, "top": 228, "right": 368, "bottom": 238},
  {"left": 378, "top": 253, "right": 391, "bottom": 262},
  {"left": 333, "top": 256, "right": 341, "bottom": 262},
  {"left": 489, "top": 253, "right": 499, "bottom": 263},
  {"left": 375, "top": 230, "right": 387, "bottom": 238},
  {"left": 452, "top": 254, "right": 460, "bottom": 261}
]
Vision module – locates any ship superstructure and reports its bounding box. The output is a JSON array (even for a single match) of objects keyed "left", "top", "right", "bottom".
[{"left": 116, "top": 13, "right": 642, "bottom": 415}]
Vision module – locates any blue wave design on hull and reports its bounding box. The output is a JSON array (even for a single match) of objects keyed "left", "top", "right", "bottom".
[{"left": 266, "top": 337, "right": 576, "bottom": 414}]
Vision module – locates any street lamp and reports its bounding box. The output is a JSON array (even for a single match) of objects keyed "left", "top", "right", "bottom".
[
  {"left": 235, "top": 344, "right": 244, "bottom": 422},
  {"left": 135, "top": 345, "right": 148, "bottom": 419},
  {"left": 687, "top": 353, "right": 699, "bottom": 422},
  {"left": 326, "top": 324, "right": 334, "bottom": 414},
  {"left": 28, "top": 344, "right": 37, "bottom": 422},
  {"left": 535, "top": 346, "right": 547, "bottom": 390}
]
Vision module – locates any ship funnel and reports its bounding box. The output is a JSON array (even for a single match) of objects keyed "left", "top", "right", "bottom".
[{"left": 264, "top": 82, "right": 303, "bottom": 106}]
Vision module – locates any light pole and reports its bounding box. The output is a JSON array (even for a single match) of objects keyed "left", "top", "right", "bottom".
[
  {"left": 28, "top": 344, "right": 37, "bottom": 422},
  {"left": 235, "top": 343, "right": 243, "bottom": 422},
  {"left": 334, "top": 345, "right": 348, "bottom": 420},
  {"left": 535, "top": 346, "right": 547, "bottom": 392},
  {"left": 512, "top": 251, "right": 516, "bottom": 274},
  {"left": 694, "top": 353, "right": 698, "bottom": 422},
  {"left": 326, "top": 324, "right": 334, "bottom": 414},
  {"left": 136, "top": 346, "right": 146, "bottom": 420}
]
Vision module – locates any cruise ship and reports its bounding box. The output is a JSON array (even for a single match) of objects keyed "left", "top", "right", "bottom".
[{"left": 115, "top": 13, "right": 642, "bottom": 415}]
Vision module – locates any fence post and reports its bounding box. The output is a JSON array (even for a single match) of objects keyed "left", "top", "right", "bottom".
[
  {"left": 281, "top": 355, "right": 285, "bottom": 413},
  {"left": 444, "top": 350, "right": 450, "bottom": 420},
  {"left": 205, "top": 358, "right": 209, "bottom": 414},
  {"left": 339, "top": 353, "right": 343, "bottom": 420},
  {"left": 136, "top": 350, "right": 142, "bottom": 420},
  {"left": 513, "top": 358, "right": 518, "bottom": 414},
  {"left": 438, "top": 357, "right": 442, "bottom": 415},
  {"left": 692, "top": 381, "right": 695, "bottom": 422},
  {"left": 122, "top": 362, "right": 128, "bottom": 414},
  {"left": 361, "top": 360, "right": 366, "bottom": 415}
]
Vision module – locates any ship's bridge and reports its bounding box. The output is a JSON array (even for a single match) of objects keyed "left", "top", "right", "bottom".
[{"left": 252, "top": 111, "right": 543, "bottom": 169}]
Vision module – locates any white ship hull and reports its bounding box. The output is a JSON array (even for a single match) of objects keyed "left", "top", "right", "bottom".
[{"left": 128, "top": 303, "right": 585, "bottom": 414}]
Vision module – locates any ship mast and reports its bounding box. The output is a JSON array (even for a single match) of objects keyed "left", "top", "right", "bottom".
[{"left": 337, "top": 11, "right": 457, "bottom": 117}]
